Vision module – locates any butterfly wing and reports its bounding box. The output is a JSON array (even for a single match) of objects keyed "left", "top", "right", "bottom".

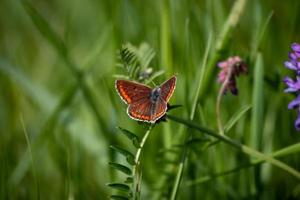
[
  {"left": 115, "top": 80, "right": 152, "bottom": 104},
  {"left": 128, "top": 96, "right": 167, "bottom": 123},
  {"left": 116, "top": 76, "right": 175, "bottom": 123},
  {"left": 159, "top": 76, "right": 176, "bottom": 102},
  {"left": 127, "top": 98, "right": 153, "bottom": 122}
]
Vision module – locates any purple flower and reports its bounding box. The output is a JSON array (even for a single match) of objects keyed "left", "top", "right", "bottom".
[
  {"left": 283, "top": 76, "right": 300, "bottom": 93},
  {"left": 217, "top": 56, "right": 247, "bottom": 95},
  {"left": 288, "top": 94, "right": 300, "bottom": 109},
  {"left": 295, "top": 112, "right": 300, "bottom": 131},
  {"left": 292, "top": 43, "right": 300, "bottom": 52},
  {"left": 284, "top": 43, "right": 300, "bottom": 74},
  {"left": 284, "top": 42, "right": 300, "bottom": 131},
  {"left": 287, "top": 95, "right": 300, "bottom": 131}
]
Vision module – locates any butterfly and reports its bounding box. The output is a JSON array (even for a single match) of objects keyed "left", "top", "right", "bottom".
[{"left": 115, "top": 76, "right": 176, "bottom": 123}]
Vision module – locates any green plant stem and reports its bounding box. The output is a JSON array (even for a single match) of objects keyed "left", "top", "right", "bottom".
[
  {"left": 216, "top": 63, "right": 234, "bottom": 135},
  {"left": 133, "top": 126, "right": 153, "bottom": 169},
  {"left": 186, "top": 142, "right": 300, "bottom": 186},
  {"left": 132, "top": 125, "right": 153, "bottom": 199},
  {"left": 170, "top": 34, "right": 212, "bottom": 200},
  {"left": 167, "top": 115, "right": 300, "bottom": 180},
  {"left": 20, "top": 115, "right": 40, "bottom": 200},
  {"left": 170, "top": 145, "right": 187, "bottom": 200}
]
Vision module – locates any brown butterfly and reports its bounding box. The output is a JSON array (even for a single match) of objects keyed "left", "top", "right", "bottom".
[{"left": 115, "top": 76, "right": 176, "bottom": 123}]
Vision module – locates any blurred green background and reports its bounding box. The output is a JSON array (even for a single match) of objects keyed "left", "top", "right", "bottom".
[{"left": 1, "top": 0, "right": 300, "bottom": 199}]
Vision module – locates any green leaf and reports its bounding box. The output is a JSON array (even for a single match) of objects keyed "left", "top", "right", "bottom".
[
  {"left": 107, "top": 183, "right": 130, "bottom": 192},
  {"left": 190, "top": 33, "right": 212, "bottom": 120},
  {"left": 170, "top": 158, "right": 185, "bottom": 200},
  {"left": 110, "top": 195, "right": 129, "bottom": 200},
  {"left": 137, "top": 43, "right": 155, "bottom": 70},
  {"left": 118, "top": 126, "right": 139, "bottom": 140},
  {"left": 126, "top": 155, "right": 136, "bottom": 166},
  {"left": 124, "top": 177, "right": 133, "bottom": 184},
  {"left": 119, "top": 43, "right": 156, "bottom": 81},
  {"left": 118, "top": 127, "right": 140, "bottom": 148},
  {"left": 145, "top": 70, "right": 165, "bottom": 84},
  {"left": 167, "top": 105, "right": 182, "bottom": 111},
  {"left": 250, "top": 11, "right": 274, "bottom": 60},
  {"left": 251, "top": 53, "right": 264, "bottom": 150},
  {"left": 110, "top": 146, "right": 135, "bottom": 165},
  {"left": 120, "top": 43, "right": 140, "bottom": 78},
  {"left": 224, "top": 104, "right": 252, "bottom": 133},
  {"left": 109, "top": 162, "right": 132, "bottom": 175}
]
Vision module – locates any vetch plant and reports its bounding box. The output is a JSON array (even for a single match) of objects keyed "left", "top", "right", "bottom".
[
  {"left": 284, "top": 42, "right": 300, "bottom": 131},
  {"left": 216, "top": 56, "right": 248, "bottom": 135},
  {"left": 217, "top": 56, "right": 248, "bottom": 95},
  {"left": 109, "top": 43, "right": 179, "bottom": 199}
]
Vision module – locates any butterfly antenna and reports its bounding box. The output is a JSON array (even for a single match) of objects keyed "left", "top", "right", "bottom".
[{"left": 150, "top": 80, "right": 157, "bottom": 87}]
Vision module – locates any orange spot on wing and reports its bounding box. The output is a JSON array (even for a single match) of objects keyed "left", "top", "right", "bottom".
[
  {"left": 130, "top": 111, "right": 151, "bottom": 121},
  {"left": 118, "top": 85, "right": 132, "bottom": 104}
]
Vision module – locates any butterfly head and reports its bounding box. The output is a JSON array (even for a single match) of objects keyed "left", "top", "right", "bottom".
[{"left": 150, "top": 87, "right": 161, "bottom": 103}]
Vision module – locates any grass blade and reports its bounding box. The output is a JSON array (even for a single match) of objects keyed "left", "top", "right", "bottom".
[
  {"left": 21, "top": 1, "right": 118, "bottom": 145},
  {"left": 251, "top": 11, "right": 274, "bottom": 60},
  {"left": 170, "top": 33, "right": 213, "bottom": 200},
  {"left": 224, "top": 104, "right": 252, "bottom": 133},
  {"left": 21, "top": 0, "right": 67, "bottom": 57},
  {"left": 190, "top": 33, "right": 212, "bottom": 120},
  {"left": 9, "top": 83, "right": 79, "bottom": 187},
  {"left": 199, "top": 0, "right": 248, "bottom": 98},
  {"left": 251, "top": 53, "right": 264, "bottom": 150},
  {"left": 170, "top": 152, "right": 185, "bottom": 200},
  {"left": 20, "top": 115, "right": 40, "bottom": 199},
  {"left": 186, "top": 142, "right": 300, "bottom": 185}
]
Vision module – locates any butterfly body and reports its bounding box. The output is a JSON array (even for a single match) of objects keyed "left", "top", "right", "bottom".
[
  {"left": 115, "top": 76, "right": 176, "bottom": 123},
  {"left": 150, "top": 88, "right": 161, "bottom": 103}
]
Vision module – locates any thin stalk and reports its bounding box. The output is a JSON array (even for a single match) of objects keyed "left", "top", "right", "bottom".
[
  {"left": 160, "top": 0, "right": 172, "bottom": 150},
  {"left": 20, "top": 115, "right": 40, "bottom": 200},
  {"left": 170, "top": 146, "right": 187, "bottom": 200},
  {"left": 9, "top": 83, "right": 80, "bottom": 186},
  {"left": 167, "top": 115, "right": 300, "bottom": 180},
  {"left": 132, "top": 125, "right": 154, "bottom": 200},
  {"left": 133, "top": 126, "right": 153, "bottom": 170},
  {"left": 186, "top": 142, "right": 300, "bottom": 185},
  {"left": 190, "top": 33, "right": 212, "bottom": 120},
  {"left": 170, "top": 34, "right": 212, "bottom": 200},
  {"left": 216, "top": 65, "right": 234, "bottom": 135}
]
